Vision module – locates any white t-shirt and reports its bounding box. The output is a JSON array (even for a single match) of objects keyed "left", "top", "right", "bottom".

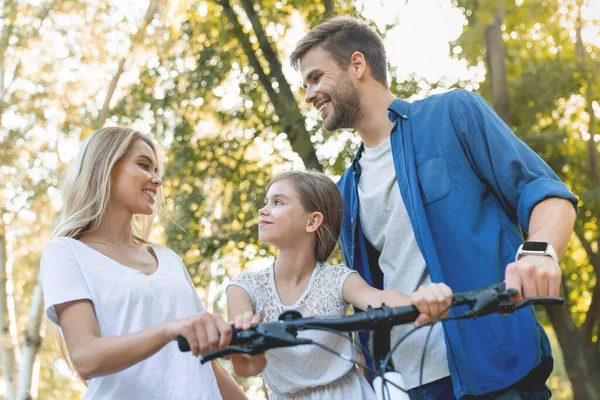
[
  {"left": 40, "top": 237, "right": 222, "bottom": 400},
  {"left": 229, "top": 262, "right": 376, "bottom": 400},
  {"left": 358, "top": 137, "right": 449, "bottom": 389}
]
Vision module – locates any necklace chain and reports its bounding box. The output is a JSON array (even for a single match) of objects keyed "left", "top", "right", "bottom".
[{"left": 89, "top": 240, "right": 144, "bottom": 253}]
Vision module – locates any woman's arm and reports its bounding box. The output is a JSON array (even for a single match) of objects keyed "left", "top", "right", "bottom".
[
  {"left": 226, "top": 286, "right": 267, "bottom": 377},
  {"left": 342, "top": 273, "right": 411, "bottom": 311},
  {"left": 55, "top": 299, "right": 231, "bottom": 380}
]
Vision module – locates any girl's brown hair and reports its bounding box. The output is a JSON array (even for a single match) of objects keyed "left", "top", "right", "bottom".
[{"left": 268, "top": 171, "right": 343, "bottom": 262}]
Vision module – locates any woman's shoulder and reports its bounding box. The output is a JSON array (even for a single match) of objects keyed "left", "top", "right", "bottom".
[
  {"left": 42, "top": 236, "right": 81, "bottom": 256},
  {"left": 150, "top": 244, "right": 179, "bottom": 260}
]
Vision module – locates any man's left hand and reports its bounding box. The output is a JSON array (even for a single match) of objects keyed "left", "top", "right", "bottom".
[{"left": 504, "top": 255, "right": 562, "bottom": 301}]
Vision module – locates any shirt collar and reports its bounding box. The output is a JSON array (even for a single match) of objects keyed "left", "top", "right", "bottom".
[{"left": 387, "top": 98, "right": 410, "bottom": 122}]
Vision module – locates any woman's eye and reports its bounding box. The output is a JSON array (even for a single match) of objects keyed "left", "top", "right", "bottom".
[{"left": 139, "top": 163, "right": 150, "bottom": 170}]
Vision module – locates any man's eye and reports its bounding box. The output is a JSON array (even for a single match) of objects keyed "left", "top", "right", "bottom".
[{"left": 275, "top": 200, "right": 283, "bottom": 205}]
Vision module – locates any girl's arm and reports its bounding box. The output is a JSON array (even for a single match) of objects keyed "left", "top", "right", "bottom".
[
  {"left": 342, "top": 273, "right": 411, "bottom": 311},
  {"left": 226, "top": 286, "right": 267, "bottom": 377},
  {"left": 342, "top": 273, "right": 453, "bottom": 325},
  {"left": 55, "top": 299, "right": 232, "bottom": 380},
  {"left": 211, "top": 360, "right": 247, "bottom": 400}
]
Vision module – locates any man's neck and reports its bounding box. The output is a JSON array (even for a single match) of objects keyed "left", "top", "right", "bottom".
[{"left": 355, "top": 88, "right": 396, "bottom": 148}]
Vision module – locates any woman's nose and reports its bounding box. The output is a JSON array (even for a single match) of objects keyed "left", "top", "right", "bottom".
[{"left": 151, "top": 175, "right": 162, "bottom": 186}]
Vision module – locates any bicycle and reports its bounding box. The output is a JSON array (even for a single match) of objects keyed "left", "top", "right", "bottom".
[{"left": 177, "top": 282, "right": 564, "bottom": 400}]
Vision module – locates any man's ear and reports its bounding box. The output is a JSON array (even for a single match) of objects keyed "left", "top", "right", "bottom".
[
  {"left": 306, "top": 212, "right": 324, "bottom": 233},
  {"left": 348, "top": 51, "right": 367, "bottom": 80}
]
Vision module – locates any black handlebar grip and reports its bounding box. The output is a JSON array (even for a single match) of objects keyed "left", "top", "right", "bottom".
[
  {"left": 177, "top": 335, "right": 191, "bottom": 352},
  {"left": 177, "top": 327, "right": 249, "bottom": 352}
]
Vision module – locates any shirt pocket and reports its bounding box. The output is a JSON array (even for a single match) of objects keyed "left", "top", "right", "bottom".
[{"left": 416, "top": 144, "right": 452, "bottom": 205}]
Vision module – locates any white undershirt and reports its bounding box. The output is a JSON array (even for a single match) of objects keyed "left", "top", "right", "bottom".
[{"left": 358, "top": 137, "right": 450, "bottom": 389}]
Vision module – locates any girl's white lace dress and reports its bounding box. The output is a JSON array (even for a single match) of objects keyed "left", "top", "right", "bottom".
[{"left": 229, "top": 262, "right": 376, "bottom": 400}]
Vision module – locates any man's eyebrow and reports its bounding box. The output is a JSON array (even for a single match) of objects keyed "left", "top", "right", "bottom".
[{"left": 302, "top": 69, "right": 321, "bottom": 89}]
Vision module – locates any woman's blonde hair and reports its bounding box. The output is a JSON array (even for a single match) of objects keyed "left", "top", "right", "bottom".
[
  {"left": 50, "top": 126, "right": 163, "bottom": 382},
  {"left": 50, "top": 126, "right": 163, "bottom": 242}
]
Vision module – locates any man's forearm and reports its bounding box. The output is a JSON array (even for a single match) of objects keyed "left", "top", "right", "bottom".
[{"left": 526, "top": 197, "right": 576, "bottom": 259}]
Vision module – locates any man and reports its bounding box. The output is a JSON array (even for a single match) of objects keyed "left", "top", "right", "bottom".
[{"left": 290, "top": 16, "right": 577, "bottom": 400}]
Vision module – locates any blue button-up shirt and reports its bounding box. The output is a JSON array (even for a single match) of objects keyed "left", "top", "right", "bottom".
[{"left": 337, "top": 89, "right": 577, "bottom": 398}]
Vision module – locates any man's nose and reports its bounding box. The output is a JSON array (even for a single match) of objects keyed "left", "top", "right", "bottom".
[{"left": 304, "top": 86, "right": 316, "bottom": 104}]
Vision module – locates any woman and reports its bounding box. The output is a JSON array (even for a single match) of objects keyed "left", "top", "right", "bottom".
[{"left": 40, "top": 126, "right": 245, "bottom": 399}]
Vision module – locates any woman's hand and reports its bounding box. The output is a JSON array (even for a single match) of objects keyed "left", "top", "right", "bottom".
[
  {"left": 410, "top": 283, "right": 453, "bottom": 327},
  {"left": 166, "top": 312, "right": 232, "bottom": 356}
]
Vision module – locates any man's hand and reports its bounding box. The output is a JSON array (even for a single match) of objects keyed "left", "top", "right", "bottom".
[{"left": 505, "top": 255, "right": 562, "bottom": 300}]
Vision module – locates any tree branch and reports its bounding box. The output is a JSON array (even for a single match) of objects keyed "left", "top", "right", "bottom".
[
  {"left": 94, "top": 0, "right": 162, "bottom": 129},
  {"left": 0, "top": 231, "right": 17, "bottom": 398},
  {"left": 0, "top": 1, "right": 54, "bottom": 113},
  {"left": 220, "top": 0, "right": 321, "bottom": 169}
]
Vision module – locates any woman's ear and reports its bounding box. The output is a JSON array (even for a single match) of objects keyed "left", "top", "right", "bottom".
[{"left": 305, "top": 212, "right": 324, "bottom": 233}]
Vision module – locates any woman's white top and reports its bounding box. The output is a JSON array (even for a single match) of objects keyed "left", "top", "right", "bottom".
[
  {"left": 229, "top": 262, "right": 376, "bottom": 400},
  {"left": 40, "top": 237, "right": 222, "bottom": 400}
]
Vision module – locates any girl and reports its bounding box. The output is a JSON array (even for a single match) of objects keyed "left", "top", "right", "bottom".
[
  {"left": 227, "top": 170, "right": 452, "bottom": 399},
  {"left": 40, "top": 127, "right": 245, "bottom": 399}
]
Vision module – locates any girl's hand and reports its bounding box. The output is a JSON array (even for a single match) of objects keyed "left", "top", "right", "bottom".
[
  {"left": 410, "top": 283, "right": 453, "bottom": 327},
  {"left": 166, "top": 312, "right": 232, "bottom": 356},
  {"left": 229, "top": 311, "right": 267, "bottom": 376},
  {"left": 232, "top": 311, "right": 261, "bottom": 331}
]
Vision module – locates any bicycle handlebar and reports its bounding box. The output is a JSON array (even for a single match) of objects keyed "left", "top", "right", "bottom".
[{"left": 177, "top": 282, "right": 564, "bottom": 364}]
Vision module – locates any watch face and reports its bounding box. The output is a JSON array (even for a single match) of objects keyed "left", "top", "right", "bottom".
[{"left": 523, "top": 242, "right": 548, "bottom": 252}]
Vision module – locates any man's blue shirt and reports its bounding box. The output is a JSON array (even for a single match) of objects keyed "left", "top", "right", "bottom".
[{"left": 337, "top": 89, "right": 577, "bottom": 398}]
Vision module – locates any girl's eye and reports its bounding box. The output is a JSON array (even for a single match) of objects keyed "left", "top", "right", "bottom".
[{"left": 139, "top": 163, "right": 150, "bottom": 171}]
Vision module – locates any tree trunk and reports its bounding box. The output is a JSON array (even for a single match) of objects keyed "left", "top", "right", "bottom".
[
  {"left": 546, "top": 305, "right": 600, "bottom": 400},
  {"left": 323, "top": 0, "right": 334, "bottom": 18},
  {"left": 483, "top": 2, "right": 512, "bottom": 125},
  {"left": 16, "top": 277, "right": 43, "bottom": 400},
  {"left": 94, "top": 0, "right": 161, "bottom": 129},
  {"left": 0, "top": 231, "right": 17, "bottom": 399},
  {"left": 219, "top": 0, "right": 322, "bottom": 170}
]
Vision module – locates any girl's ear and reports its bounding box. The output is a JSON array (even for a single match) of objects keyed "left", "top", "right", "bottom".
[{"left": 305, "top": 212, "right": 324, "bottom": 233}]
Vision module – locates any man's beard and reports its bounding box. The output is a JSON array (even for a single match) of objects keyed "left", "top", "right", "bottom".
[{"left": 323, "top": 77, "right": 361, "bottom": 132}]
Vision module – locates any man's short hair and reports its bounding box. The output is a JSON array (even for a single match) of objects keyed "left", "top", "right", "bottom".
[{"left": 290, "top": 16, "right": 388, "bottom": 88}]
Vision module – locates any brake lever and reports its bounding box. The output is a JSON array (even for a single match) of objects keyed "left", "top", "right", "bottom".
[
  {"left": 451, "top": 284, "right": 519, "bottom": 319},
  {"left": 498, "top": 296, "right": 564, "bottom": 313},
  {"left": 198, "top": 322, "right": 314, "bottom": 364},
  {"left": 199, "top": 346, "right": 255, "bottom": 364},
  {"left": 452, "top": 282, "right": 507, "bottom": 307}
]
